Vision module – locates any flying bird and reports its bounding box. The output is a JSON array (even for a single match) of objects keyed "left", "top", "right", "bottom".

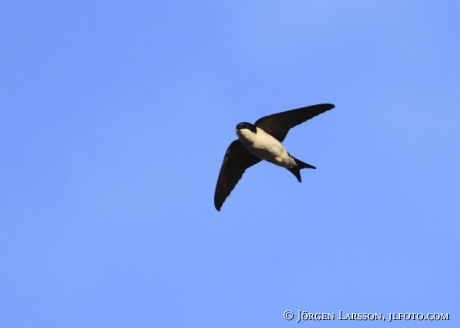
[{"left": 214, "top": 103, "right": 335, "bottom": 211}]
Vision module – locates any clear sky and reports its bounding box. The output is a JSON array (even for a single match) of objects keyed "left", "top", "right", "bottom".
[{"left": 1, "top": 1, "right": 459, "bottom": 327}]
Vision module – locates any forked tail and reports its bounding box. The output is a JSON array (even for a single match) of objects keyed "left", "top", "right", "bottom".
[{"left": 287, "top": 156, "right": 316, "bottom": 182}]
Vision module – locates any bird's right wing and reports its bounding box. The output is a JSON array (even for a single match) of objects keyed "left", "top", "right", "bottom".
[
  {"left": 214, "top": 140, "right": 261, "bottom": 211},
  {"left": 255, "top": 103, "right": 335, "bottom": 142}
]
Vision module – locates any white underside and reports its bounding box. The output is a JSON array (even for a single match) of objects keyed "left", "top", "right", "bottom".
[{"left": 236, "top": 127, "right": 296, "bottom": 169}]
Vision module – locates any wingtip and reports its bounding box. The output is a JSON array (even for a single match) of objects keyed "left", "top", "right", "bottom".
[{"left": 214, "top": 202, "right": 222, "bottom": 211}]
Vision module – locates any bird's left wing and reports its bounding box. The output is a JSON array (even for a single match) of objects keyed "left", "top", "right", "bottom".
[
  {"left": 255, "top": 103, "right": 335, "bottom": 142},
  {"left": 214, "top": 140, "right": 261, "bottom": 211}
]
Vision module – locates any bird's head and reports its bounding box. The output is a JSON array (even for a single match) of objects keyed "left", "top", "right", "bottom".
[{"left": 236, "top": 122, "right": 257, "bottom": 133}]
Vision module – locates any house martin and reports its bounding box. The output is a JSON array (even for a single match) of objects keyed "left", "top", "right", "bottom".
[{"left": 214, "top": 103, "right": 335, "bottom": 211}]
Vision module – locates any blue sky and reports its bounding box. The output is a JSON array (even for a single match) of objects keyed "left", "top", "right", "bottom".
[{"left": 1, "top": 1, "right": 459, "bottom": 327}]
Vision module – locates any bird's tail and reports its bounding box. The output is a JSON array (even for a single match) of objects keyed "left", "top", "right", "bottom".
[{"left": 287, "top": 156, "right": 316, "bottom": 182}]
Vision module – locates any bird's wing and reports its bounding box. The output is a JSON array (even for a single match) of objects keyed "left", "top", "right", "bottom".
[
  {"left": 214, "top": 140, "right": 261, "bottom": 211},
  {"left": 255, "top": 103, "right": 335, "bottom": 142}
]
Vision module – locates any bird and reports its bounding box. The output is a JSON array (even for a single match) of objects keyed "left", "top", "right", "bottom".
[{"left": 214, "top": 103, "right": 335, "bottom": 211}]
